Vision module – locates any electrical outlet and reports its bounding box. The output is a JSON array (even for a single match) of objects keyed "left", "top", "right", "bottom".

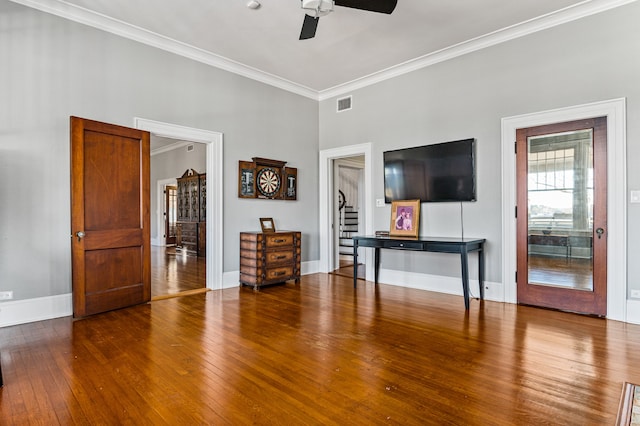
[
  {"left": 376, "top": 198, "right": 385, "bottom": 207},
  {"left": 0, "top": 291, "right": 13, "bottom": 300},
  {"left": 631, "top": 289, "right": 640, "bottom": 299}
]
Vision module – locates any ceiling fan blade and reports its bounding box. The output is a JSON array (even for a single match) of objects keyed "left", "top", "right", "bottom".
[
  {"left": 299, "top": 14, "right": 320, "bottom": 40},
  {"left": 334, "top": 0, "right": 397, "bottom": 14}
]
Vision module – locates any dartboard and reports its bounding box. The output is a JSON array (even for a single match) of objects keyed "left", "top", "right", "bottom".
[{"left": 256, "top": 167, "right": 281, "bottom": 198}]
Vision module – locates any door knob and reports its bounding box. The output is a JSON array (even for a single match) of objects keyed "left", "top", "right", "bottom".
[
  {"left": 76, "top": 231, "right": 85, "bottom": 242},
  {"left": 596, "top": 228, "right": 604, "bottom": 239}
]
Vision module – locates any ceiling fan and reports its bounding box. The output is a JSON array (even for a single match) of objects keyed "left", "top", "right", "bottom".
[{"left": 299, "top": 0, "right": 397, "bottom": 40}]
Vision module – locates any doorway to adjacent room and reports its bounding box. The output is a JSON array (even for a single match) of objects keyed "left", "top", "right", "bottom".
[
  {"left": 135, "top": 117, "right": 224, "bottom": 296},
  {"left": 150, "top": 138, "right": 208, "bottom": 300},
  {"left": 319, "top": 143, "right": 373, "bottom": 278},
  {"left": 332, "top": 156, "right": 365, "bottom": 280},
  {"left": 502, "top": 98, "right": 626, "bottom": 321}
]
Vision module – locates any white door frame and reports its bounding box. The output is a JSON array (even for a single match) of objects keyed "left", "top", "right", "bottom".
[
  {"left": 319, "top": 143, "right": 373, "bottom": 277},
  {"left": 135, "top": 117, "right": 224, "bottom": 291},
  {"left": 501, "top": 98, "right": 626, "bottom": 321}
]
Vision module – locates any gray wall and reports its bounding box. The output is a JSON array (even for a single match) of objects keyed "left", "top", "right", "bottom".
[
  {"left": 319, "top": 2, "right": 640, "bottom": 286},
  {"left": 0, "top": 1, "right": 319, "bottom": 300}
]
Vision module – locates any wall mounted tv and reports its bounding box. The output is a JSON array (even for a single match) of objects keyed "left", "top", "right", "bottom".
[{"left": 384, "top": 138, "right": 476, "bottom": 203}]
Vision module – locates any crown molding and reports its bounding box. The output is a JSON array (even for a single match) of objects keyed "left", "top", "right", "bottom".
[
  {"left": 9, "top": 0, "right": 319, "bottom": 100},
  {"left": 317, "top": 0, "right": 639, "bottom": 100},
  {"left": 11, "top": 0, "right": 638, "bottom": 102},
  {"left": 150, "top": 140, "right": 191, "bottom": 156}
]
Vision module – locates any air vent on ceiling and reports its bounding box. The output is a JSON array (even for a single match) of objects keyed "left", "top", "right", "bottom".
[
  {"left": 187, "top": 144, "right": 195, "bottom": 152},
  {"left": 337, "top": 95, "right": 352, "bottom": 112}
]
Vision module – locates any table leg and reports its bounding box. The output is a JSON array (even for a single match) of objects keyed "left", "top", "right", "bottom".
[
  {"left": 478, "top": 248, "right": 485, "bottom": 300},
  {"left": 461, "top": 249, "right": 470, "bottom": 310},
  {"left": 353, "top": 241, "right": 359, "bottom": 288},
  {"left": 374, "top": 247, "right": 380, "bottom": 284}
]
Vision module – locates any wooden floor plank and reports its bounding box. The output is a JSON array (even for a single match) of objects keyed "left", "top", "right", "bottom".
[
  {"left": 151, "top": 246, "right": 205, "bottom": 298},
  {"left": 2, "top": 273, "right": 640, "bottom": 424}
]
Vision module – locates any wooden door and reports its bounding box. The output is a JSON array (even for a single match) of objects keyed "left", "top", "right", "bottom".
[
  {"left": 71, "top": 117, "right": 151, "bottom": 317},
  {"left": 165, "top": 185, "right": 177, "bottom": 246},
  {"left": 516, "top": 117, "right": 607, "bottom": 316}
]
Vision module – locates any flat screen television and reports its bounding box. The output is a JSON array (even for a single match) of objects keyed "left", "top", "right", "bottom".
[{"left": 384, "top": 138, "right": 476, "bottom": 203}]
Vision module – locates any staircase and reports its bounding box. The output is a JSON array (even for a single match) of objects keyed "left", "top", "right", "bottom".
[{"left": 339, "top": 206, "right": 359, "bottom": 259}]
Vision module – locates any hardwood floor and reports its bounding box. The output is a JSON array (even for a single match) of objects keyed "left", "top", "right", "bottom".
[
  {"left": 331, "top": 259, "right": 365, "bottom": 280},
  {"left": 151, "top": 246, "right": 205, "bottom": 298},
  {"left": 2, "top": 274, "right": 640, "bottom": 424}
]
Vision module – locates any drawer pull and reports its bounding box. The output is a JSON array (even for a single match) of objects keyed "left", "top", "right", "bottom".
[
  {"left": 274, "top": 271, "right": 286, "bottom": 276},
  {"left": 273, "top": 239, "right": 286, "bottom": 243},
  {"left": 274, "top": 255, "right": 287, "bottom": 260}
]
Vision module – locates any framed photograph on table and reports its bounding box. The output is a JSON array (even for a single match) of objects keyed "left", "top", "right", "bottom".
[
  {"left": 389, "top": 199, "right": 420, "bottom": 238},
  {"left": 260, "top": 217, "right": 276, "bottom": 233}
]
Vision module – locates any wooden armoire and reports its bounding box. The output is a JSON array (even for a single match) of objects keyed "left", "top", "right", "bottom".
[{"left": 176, "top": 169, "right": 206, "bottom": 256}]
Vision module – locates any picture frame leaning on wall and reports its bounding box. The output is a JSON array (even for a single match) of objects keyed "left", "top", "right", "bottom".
[{"left": 389, "top": 199, "right": 420, "bottom": 238}]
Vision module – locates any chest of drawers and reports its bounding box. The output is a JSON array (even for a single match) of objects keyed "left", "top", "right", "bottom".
[{"left": 239, "top": 231, "right": 301, "bottom": 289}]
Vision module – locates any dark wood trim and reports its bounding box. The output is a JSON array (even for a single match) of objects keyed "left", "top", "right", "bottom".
[{"left": 516, "top": 117, "right": 607, "bottom": 315}]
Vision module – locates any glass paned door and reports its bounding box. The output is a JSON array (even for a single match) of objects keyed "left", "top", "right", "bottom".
[{"left": 516, "top": 117, "right": 607, "bottom": 316}]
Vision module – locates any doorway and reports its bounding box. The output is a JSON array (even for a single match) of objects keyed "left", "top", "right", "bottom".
[
  {"left": 332, "top": 157, "right": 365, "bottom": 279},
  {"left": 165, "top": 185, "right": 177, "bottom": 246},
  {"left": 150, "top": 139, "right": 207, "bottom": 299},
  {"left": 501, "top": 98, "right": 627, "bottom": 321},
  {"left": 135, "top": 118, "right": 224, "bottom": 293},
  {"left": 319, "top": 143, "right": 373, "bottom": 277},
  {"left": 516, "top": 117, "right": 607, "bottom": 316}
]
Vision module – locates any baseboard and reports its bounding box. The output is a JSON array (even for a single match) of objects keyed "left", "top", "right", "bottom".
[
  {"left": 379, "top": 268, "right": 504, "bottom": 302},
  {"left": 0, "top": 293, "right": 72, "bottom": 328},
  {"left": 301, "top": 260, "right": 320, "bottom": 276},
  {"left": 222, "top": 271, "right": 240, "bottom": 289},
  {"left": 626, "top": 299, "right": 640, "bottom": 324}
]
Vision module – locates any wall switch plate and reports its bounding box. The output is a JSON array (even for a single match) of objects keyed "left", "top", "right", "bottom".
[
  {"left": 376, "top": 198, "right": 385, "bottom": 207},
  {"left": 631, "top": 191, "right": 640, "bottom": 203},
  {"left": 631, "top": 289, "right": 640, "bottom": 299},
  {"left": 0, "top": 291, "right": 13, "bottom": 300}
]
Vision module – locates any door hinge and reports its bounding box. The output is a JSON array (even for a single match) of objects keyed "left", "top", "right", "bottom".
[
  {"left": 515, "top": 271, "right": 517, "bottom": 282},
  {"left": 514, "top": 141, "right": 517, "bottom": 154},
  {"left": 515, "top": 206, "right": 517, "bottom": 218}
]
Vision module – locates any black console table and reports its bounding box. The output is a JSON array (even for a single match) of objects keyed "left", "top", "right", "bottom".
[{"left": 352, "top": 236, "right": 486, "bottom": 309}]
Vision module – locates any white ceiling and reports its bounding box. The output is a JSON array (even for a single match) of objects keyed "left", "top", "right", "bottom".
[{"left": 11, "top": 0, "right": 636, "bottom": 99}]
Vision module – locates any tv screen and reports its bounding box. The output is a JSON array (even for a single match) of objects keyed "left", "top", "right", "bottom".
[{"left": 384, "top": 138, "right": 476, "bottom": 203}]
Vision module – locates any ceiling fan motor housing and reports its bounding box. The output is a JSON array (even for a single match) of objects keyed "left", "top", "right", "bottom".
[{"left": 301, "top": 0, "right": 334, "bottom": 16}]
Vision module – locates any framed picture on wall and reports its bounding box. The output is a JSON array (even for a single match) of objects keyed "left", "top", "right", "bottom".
[
  {"left": 284, "top": 167, "right": 297, "bottom": 200},
  {"left": 389, "top": 199, "right": 420, "bottom": 238},
  {"left": 238, "top": 160, "right": 255, "bottom": 198}
]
